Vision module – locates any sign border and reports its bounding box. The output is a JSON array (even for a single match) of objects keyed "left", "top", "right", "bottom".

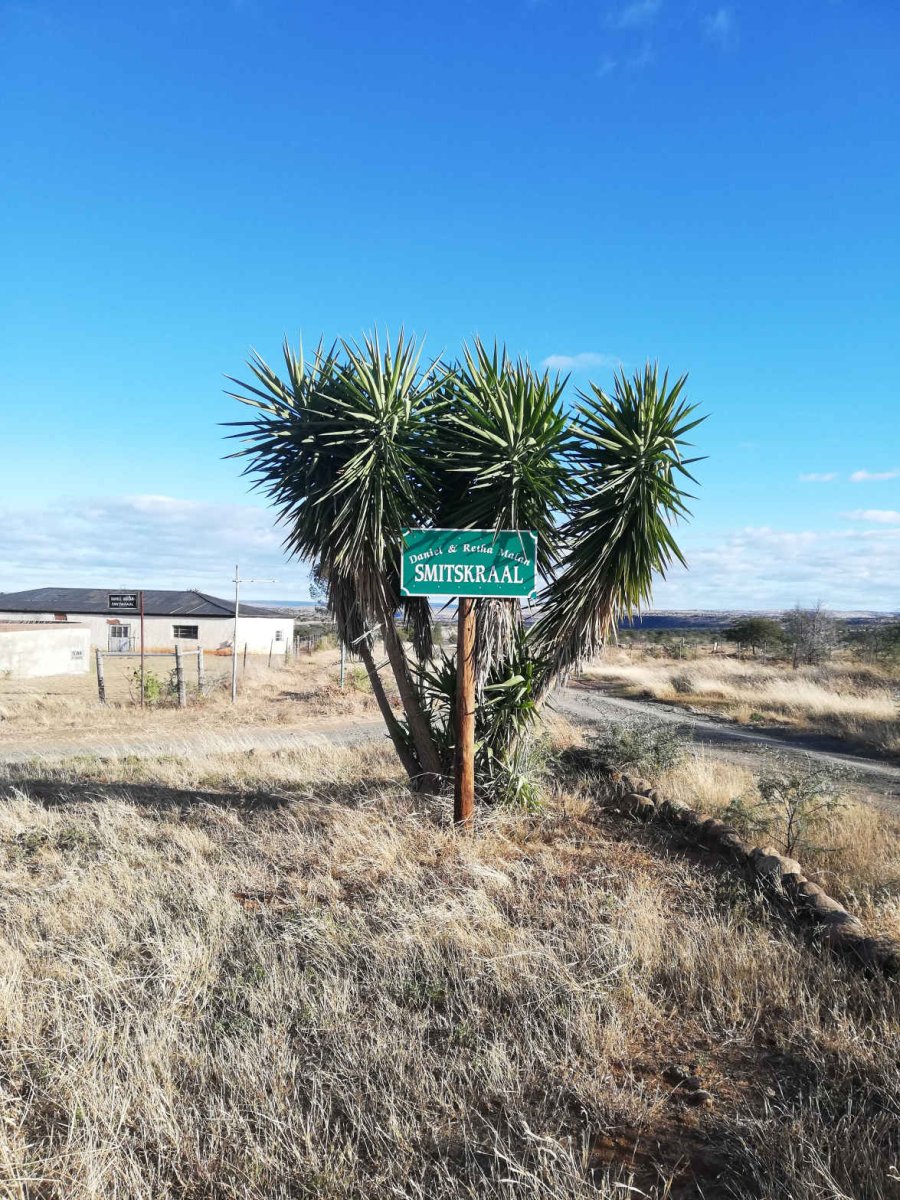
[{"left": 400, "top": 527, "right": 539, "bottom": 600}]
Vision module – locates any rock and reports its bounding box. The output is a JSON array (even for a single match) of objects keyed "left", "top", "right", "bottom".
[
  {"left": 807, "top": 894, "right": 860, "bottom": 926},
  {"left": 684, "top": 1089, "right": 714, "bottom": 1108},
  {"left": 718, "top": 831, "right": 752, "bottom": 861},
  {"left": 663, "top": 1064, "right": 693, "bottom": 1085},
  {"left": 751, "top": 847, "right": 802, "bottom": 884},
  {"left": 795, "top": 880, "right": 827, "bottom": 903},
  {"left": 700, "top": 818, "right": 729, "bottom": 843},
  {"left": 622, "top": 792, "right": 656, "bottom": 820}
]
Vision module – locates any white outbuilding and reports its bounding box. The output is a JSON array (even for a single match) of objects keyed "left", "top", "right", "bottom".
[
  {"left": 0, "top": 589, "right": 294, "bottom": 655},
  {"left": 0, "top": 621, "right": 91, "bottom": 677}
]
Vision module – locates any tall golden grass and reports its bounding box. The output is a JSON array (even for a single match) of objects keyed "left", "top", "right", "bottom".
[{"left": 585, "top": 649, "right": 900, "bottom": 753}]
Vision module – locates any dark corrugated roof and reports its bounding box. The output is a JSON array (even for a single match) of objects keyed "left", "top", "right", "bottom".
[{"left": 0, "top": 588, "right": 287, "bottom": 619}]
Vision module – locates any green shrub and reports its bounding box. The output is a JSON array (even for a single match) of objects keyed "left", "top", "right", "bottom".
[
  {"left": 670, "top": 671, "right": 695, "bottom": 695},
  {"left": 131, "top": 669, "right": 163, "bottom": 705},
  {"left": 588, "top": 716, "right": 688, "bottom": 778}
]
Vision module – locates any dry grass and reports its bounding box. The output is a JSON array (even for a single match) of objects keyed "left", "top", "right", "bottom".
[
  {"left": 583, "top": 648, "right": 900, "bottom": 754},
  {"left": 0, "top": 648, "right": 380, "bottom": 746},
  {"left": 655, "top": 749, "right": 900, "bottom": 940},
  {"left": 1, "top": 742, "right": 899, "bottom": 1198}
]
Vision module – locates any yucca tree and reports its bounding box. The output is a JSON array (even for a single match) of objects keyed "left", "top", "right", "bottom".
[
  {"left": 434, "top": 340, "right": 570, "bottom": 687},
  {"left": 531, "top": 363, "right": 704, "bottom": 693},
  {"left": 227, "top": 331, "right": 449, "bottom": 786},
  {"left": 228, "top": 333, "right": 703, "bottom": 797}
]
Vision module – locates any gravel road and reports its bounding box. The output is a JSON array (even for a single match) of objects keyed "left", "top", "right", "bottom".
[
  {"left": 551, "top": 683, "right": 900, "bottom": 811},
  {"left": 2, "top": 685, "right": 898, "bottom": 812}
]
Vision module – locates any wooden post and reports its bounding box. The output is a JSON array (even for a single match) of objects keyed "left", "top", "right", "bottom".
[
  {"left": 197, "top": 647, "right": 205, "bottom": 693},
  {"left": 243, "top": 643, "right": 248, "bottom": 671},
  {"left": 175, "top": 643, "right": 187, "bottom": 708},
  {"left": 139, "top": 590, "right": 145, "bottom": 710},
  {"left": 268, "top": 640, "right": 274, "bottom": 669},
  {"left": 454, "top": 597, "right": 476, "bottom": 829},
  {"left": 95, "top": 648, "right": 106, "bottom": 704}
]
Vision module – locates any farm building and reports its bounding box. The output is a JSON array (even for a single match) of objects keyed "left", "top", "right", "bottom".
[
  {"left": 0, "top": 589, "right": 294, "bottom": 654},
  {"left": 0, "top": 621, "right": 91, "bottom": 677}
]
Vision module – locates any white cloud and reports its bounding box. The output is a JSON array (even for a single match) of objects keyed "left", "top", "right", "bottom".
[
  {"left": 843, "top": 509, "right": 900, "bottom": 525},
  {"left": 542, "top": 352, "right": 621, "bottom": 371},
  {"left": 651, "top": 524, "right": 900, "bottom": 611},
  {"left": 0, "top": 494, "right": 310, "bottom": 602},
  {"left": 703, "top": 6, "right": 735, "bottom": 47},
  {"left": 609, "top": 0, "right": 662, "bottom": 29},
  {"left": 798, "top": 472, "right": 836, "bottom": 483},
  {"left": 849, "top": 469, "right": 899, "bottom": 482}
]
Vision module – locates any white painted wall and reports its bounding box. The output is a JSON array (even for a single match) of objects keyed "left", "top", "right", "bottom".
[
  {"left": 0, "top": 624, "right": 90, "bottom": 677},
  {"left": 0, "top": 612, "right": 295, "bottom": 654}
]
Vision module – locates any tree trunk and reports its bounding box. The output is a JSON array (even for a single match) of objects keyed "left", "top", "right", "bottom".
[
  {"left": 379, "top": 609, "right": 445, "bottom": 790},
  {"left": 356, "top": 638, "right": 423, "bottom": 785}
]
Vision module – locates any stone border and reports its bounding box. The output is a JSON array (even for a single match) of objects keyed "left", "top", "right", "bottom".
[{"left": 601, "top": 769, "right": 900, "bottom": 978}]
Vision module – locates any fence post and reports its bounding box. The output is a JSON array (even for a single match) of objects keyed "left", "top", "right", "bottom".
[
  {"left": 197, "top": 647, "right": 205, "bottom": 693},
  {"left": 268, "top": 640, "right": 273, "bottom": 669},
  {"left": 175, "top": 643, "right": 187, "bottom": 708},
  {"left": 95, "top": 649, "right": 106, "bottom": 704}
]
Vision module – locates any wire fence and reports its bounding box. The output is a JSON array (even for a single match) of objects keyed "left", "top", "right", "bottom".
[{"left": 93, "top": 634, "right": 331, "bottom": 707}]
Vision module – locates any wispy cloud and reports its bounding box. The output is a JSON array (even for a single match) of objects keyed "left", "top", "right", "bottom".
[
  {"left": 542, "top": 352, "right": 621, "bottom": 371},
  {"left": 850, "top": 469, "right": 899, "bottom": 483},
  {"left": 843, "top": 509, "right": 900, "bottom": 525},
  {"left": 596, "top": 55, "right": 618, "bottom": 78},
  {"left": 702, "top": 6, "right": 735, "bottom": 48},
  {"left": 652, "top": 524, "right": 900, "bottom": 611},
  {"left": 798, "top": 472, "right": 836, "bottom": 483},
  {"left": 609, "top": 0, "right": 662, "bottom": 29},
  {"left": 0, "top": 494, "right": 309, "bottom": 600}
]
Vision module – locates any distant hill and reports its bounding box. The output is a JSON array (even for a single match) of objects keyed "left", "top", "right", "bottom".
[{"left": 619, "top": 610, "right": 897, "bottom": 631}]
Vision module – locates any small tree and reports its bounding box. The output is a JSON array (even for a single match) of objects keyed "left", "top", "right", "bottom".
[
  {"left": 724, "top": 755, "right": 847, "bottom": 858},
  {"left": 846, "top": 620, "right": 900, "bottom": 664},
  {"left": 228, "top": 332, "right": 704, "bottom": 798},
  {"left": 724, "top": 616, "right": 784, "bottom": 656},
  {"left": 783, "top": 603, "right": 838, "bottom": 667}
]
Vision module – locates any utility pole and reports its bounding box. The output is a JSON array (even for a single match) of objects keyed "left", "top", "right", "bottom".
[
  {"left": 231, "top": 565, "right": 277, "bottom": 703},
  {"left": 139, "top": 590, "right": 145, "bottom": 709},
  {"left": 231, "top": 564, "right": 241, "bottom": 704}
]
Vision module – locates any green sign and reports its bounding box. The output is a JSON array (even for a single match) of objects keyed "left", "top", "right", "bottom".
[{"left": 400, "top": 528, "right": 538, "bottom": 599}]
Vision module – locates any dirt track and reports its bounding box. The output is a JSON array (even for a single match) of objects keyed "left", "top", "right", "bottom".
[
  {"left": 0, "top": 719, "right": 385, "bottom": 766},
  {"left": 2, "top": 681, "right": 898, "bottom": 812},
  {"left": 550, "top": 682, "right": 900, "bottom": 811}
]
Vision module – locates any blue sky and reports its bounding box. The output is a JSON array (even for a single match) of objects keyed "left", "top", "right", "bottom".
[{"left": 1, "top": 0, "right": 898, "bottom": 609}]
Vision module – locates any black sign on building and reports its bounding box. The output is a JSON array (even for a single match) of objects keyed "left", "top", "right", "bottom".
[{"left": 108, "top": 592, "right": 140, "bottom": 611}]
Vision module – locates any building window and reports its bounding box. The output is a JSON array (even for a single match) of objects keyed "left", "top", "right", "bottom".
[
  {"left": 275, "top": 630, "right": 284, "bottom": 641},
  {"left": 172, "top": 625, "right": 199, "bottom": 640},
  {"left": 109, "top": 624, "right": 130, "bottom": 640}
]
